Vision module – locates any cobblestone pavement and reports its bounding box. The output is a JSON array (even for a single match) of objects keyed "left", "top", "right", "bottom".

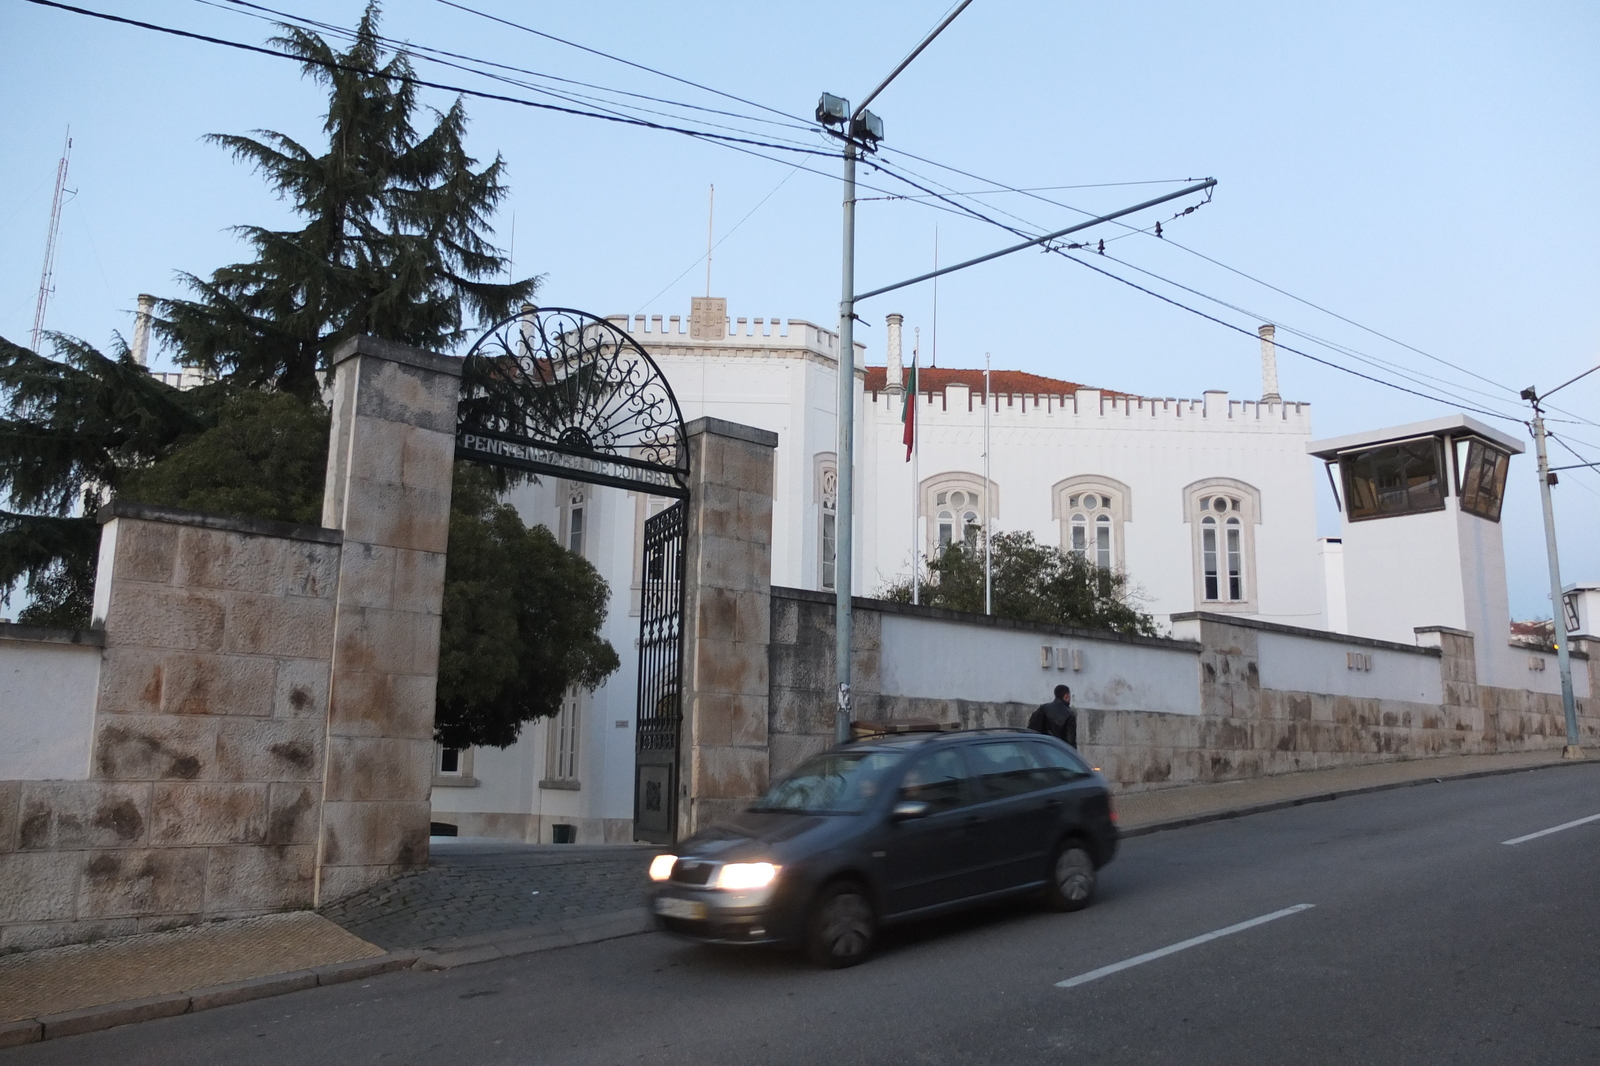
[
  {"left": 0, "top": 912, "right": 382, "bottom": 1024},
  {"left": 321, "top": 842, "right": 657, "bottom": 950}
]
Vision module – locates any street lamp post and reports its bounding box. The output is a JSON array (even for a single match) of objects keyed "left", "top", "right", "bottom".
[
  {"left": 1522, "top": 387, "right": 1583, "bottom": 757},
  {"left": 819, "top": 0, "right": 975, "bottom": 745}
]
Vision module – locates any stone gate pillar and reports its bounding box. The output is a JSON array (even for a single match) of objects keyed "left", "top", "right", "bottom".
[
  {"left": 678, "top": 417, "right": 777, "bottom": 837},
  {"left": 314, "top": 336, "right": 461, "bottom": 904}
]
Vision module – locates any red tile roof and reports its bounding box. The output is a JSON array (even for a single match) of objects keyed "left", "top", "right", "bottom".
[{"left": 863, "top": 366, "right": 1131, "bottom": 398}]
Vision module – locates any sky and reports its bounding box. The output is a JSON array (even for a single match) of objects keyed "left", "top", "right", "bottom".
[{"left": 2, "top": 0, "right": 1597, "bottom": 619}]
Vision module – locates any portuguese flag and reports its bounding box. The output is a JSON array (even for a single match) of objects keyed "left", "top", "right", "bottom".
[{"left": 901, "top": 353, "right": 917, "bottom": 461}]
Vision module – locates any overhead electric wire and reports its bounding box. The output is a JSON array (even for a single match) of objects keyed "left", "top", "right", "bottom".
[
  {"left": 208, "top": 0, "right": 815, "bottom": 134},
  {"left": 1545, "top": 434, "right": 1600, "bottom": 499},
  {"left": 20, "top": 0, "right": 840, "bottom": 161},
  {"left": 190, "top": 0, "right": 829, "bottom": 154},
  {"left": 37, "top": 0, "right": 1570, "bottom": 428},
  {"left": 212, "top": 0, "right": 1570, "bottom": 427},
  {"left": 434, "top": 0, "right": 810, "bottom": 126},
  {"left": 858, "top": 155, "right": 1528, "bottom": 422}
]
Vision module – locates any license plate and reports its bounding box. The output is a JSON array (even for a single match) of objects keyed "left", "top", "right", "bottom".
[{"left": 655, "top": 897, "right": 708, "bottom": 920}]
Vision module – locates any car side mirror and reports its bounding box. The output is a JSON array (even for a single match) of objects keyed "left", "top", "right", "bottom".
[{"left": 890, "top": 800, "right": 930, "bottom": 822}]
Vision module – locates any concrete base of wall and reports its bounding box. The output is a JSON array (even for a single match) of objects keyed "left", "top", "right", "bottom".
[{"left": 430, "top": 812, "right": 634, "bottom": 845}]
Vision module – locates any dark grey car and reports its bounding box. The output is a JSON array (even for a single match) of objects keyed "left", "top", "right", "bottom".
[{"left": 649, "top": 728, "right": 1119, "bottom": 967}]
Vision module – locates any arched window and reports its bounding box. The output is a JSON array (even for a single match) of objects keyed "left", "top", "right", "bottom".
[
  {"left": 1053, "top": 476, "right": 1131, "bottom": 572},
  {"left": 920, "top": 474, "right": 997, "bottom": 557},
  {"left": 1185, "top": 480, "right": 1260, "bottom": 609}
]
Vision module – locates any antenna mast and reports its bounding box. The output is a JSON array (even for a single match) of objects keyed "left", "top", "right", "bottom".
[{"left": 31, "top": 130, "right": 73, "bottom": 353}]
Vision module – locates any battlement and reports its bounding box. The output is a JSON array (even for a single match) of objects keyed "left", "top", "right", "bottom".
[
  {"left": 609, "top": 310, "right": 855, "bottom": 354},
  {"left": 869, "top": 385, "right": 1311, "bottom": 431}
]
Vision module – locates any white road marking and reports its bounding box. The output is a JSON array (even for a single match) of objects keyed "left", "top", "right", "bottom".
[
  {"left": 1055, "top": 904, "right": 1315, "bottom": 989},
  {"left": 1501, "top": 813, "right": 1600, "bottom": 846}
]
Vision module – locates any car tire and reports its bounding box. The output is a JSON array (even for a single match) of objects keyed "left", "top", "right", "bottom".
[
  {"left": 805, "top": 881, "right": 876, "bottom": 968},
  {"left": 1045, "top": 842, "right": 1097, "bottom": 912}
]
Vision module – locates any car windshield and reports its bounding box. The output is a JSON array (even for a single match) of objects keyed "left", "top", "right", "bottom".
[{"left": 751, "top": 751, "right": 907, "bottom": 814}]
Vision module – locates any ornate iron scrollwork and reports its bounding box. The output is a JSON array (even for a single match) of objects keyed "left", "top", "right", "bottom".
[{"left": 456, "top": 307, "right": 689, "bottom": 497}]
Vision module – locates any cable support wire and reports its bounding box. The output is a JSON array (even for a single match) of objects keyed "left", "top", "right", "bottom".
[
  {"left": 22, "top": 0, "right": 841, "bottom": 161},
  {"left": 1544, "top": 433, "right": 1600, "bottom": 498}
]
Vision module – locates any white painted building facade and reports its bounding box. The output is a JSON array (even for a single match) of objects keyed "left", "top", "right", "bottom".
[{"left": 430, "top": 299, "right": 1333, "bottom": 842}]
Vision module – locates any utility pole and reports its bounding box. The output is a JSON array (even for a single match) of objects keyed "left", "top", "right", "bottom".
[
  {"left": 31, "top": 130, "right": 73, "bottom": 353},
  {"left": 1521, "top": 386, "right": 1583, "bottom": 758},
  {"left": 817, "top": 0, "right": 975, "bottom": 744}
]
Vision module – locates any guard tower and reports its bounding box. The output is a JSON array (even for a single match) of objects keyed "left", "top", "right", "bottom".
[{"left": 1309, "top": 415, "right": 1525, "bottom": 685}]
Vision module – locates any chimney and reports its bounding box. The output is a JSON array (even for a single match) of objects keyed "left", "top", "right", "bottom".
[
  {"left": 885, "top": 313, "right": 904, "bottom": 393},
  {"left": 130, "top": 293, "right": 156, "bottom": 367},
  {"left": 1258, "top": 323, "right": 1281, "bottom": 403}
]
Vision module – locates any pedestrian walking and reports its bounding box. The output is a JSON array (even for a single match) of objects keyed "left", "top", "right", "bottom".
[{"left": 1029, "top": 684, "right": 1077, "bottom": 747}]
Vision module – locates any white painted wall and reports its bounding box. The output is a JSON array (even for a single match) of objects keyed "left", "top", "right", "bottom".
[
  {"left": 1253, "top": 630, "right": 1442, "bottom": 703},
  {"left": 1318, "top": 538, "right": 1348, "bottom": 633},
  {"left": 878, "top": 613, "right": 1202, "bottom": 716},
  {"left": 0, "top": 636, "right": 99, "bottom": 780}
]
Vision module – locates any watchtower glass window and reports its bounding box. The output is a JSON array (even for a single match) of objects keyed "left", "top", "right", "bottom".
[
  {"left": 1455, "top": 437, "right": 1510, "bottom": 522},
  {"left": 1340, "top": 438, "right": 1447, "bottom": 521}
]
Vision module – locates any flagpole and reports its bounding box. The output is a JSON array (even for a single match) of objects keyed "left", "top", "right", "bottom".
[{"left": 911, "top": 328, "right": 920, "bottom": 606}]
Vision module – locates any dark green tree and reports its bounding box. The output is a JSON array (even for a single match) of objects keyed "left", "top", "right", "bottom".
[
  {"left": 436, "top": 465, "right": 620, "bottom": 749},
  {"left": 159, "top": 2, "right": 539, "bottom": 398},
  {"left": 881, "top": 530, "right": 1158, "bottom": 637},
  {"left": 0, "top": 334, "right": 221, "bottom": 626}
]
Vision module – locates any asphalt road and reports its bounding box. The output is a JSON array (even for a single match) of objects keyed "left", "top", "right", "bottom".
[{"left": 9, "top": 763, "right": 1599, "bottom": 1065}]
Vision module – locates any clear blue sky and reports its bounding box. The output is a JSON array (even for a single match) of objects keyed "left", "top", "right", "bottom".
[{"left": 3, "top": 0, "right": 1596, "bottom": 618}]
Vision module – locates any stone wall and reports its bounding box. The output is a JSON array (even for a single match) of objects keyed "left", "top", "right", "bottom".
[
  {"left": 0, "top": 505, "right": 341, "bottom": 951},
  {"left": 768, "top": 591, "right": 1598, "bottom": 794},
  {"left": 0, "top": 334, "right": 460, "bottom": 951}
]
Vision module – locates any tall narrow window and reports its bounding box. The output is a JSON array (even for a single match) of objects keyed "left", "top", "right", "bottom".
[
  {"left": 1069, "top": 515, "right": 1087, "bottom": 556},
  {"left": 546, "top": 690, "right": 581, "bottom": 782},
  {"left": 1226, "top": 517, "right": 1243, "bottom": 600},
  {"left": 565, "top": 488, "right": 586, "bottom": 557},
  {"left": 819, "top": 463, "right": 838, "bottom": 590},
  {"left": 1202, "top": 517, "right": 1219, "bottom": 600},
  {"left": 1095, "top": 514, "right": 1112, "bottom": 570}
]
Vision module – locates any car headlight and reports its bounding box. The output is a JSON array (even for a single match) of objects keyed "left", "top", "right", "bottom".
[
  {"left": 713, "top": 862, "right": 780, "bottom": 891},
  {"left": 648, "top": 854, "right": 677, "bottom": 882}
]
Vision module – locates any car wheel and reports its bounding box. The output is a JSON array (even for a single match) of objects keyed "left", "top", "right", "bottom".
[
  {"left": 805, "top": 881, "right": 876, "bottom": 968},
  {"left": 1046, "top": 842, "right": 1096, "bottom": 912}
]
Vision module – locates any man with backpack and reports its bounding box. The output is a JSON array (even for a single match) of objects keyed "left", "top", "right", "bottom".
[{"left": 1029, "top": 684, "right": 1077, "bottom": 747}]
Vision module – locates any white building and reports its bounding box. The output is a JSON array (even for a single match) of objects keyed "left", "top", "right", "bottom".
[{"left": 431, "top": 298, "right": 1331, "bottom": 842}]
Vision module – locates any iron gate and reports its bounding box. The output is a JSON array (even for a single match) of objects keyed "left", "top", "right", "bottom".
[
  {"left": 454, "top": 307, "right": 691, "bottom": 845},
  {"left": 633, "top": 500, "right": 687, "bottom": 843}
]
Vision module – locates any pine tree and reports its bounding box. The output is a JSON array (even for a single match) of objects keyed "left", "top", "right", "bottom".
[
  {"left": 0, "top": 334, "right": 220, "bottom": 625},
  {"left": 159, "top": 2, "right": 538, "bottom": 397}
]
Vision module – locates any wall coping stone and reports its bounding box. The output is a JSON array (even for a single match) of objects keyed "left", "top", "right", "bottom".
[
  {"left": 97, "top": 500, "right": 343, "bottom": 545},
  {"left": 685, "top": 416, "right": 779, "bottom": 449},
  {"left": 1414, "top": 624, "right": 1473, "bottom": 638},
  {"left": 0, "top": 621, "right": 105, "bottom": 647},
  {"left": 1509, "top": 640, "right": 1588, "bottom": 662},
  {"left": 1173, "top": 611, "right": 1442, "bottom": 657},
  {"left": 775, "top": 586, "right": 1202, "bottom": 653},
  {"left": 329, "top": 334, "right": 463, "bottom": 378}
]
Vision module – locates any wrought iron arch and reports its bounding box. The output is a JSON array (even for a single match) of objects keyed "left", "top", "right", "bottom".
[{"left": 456, "top": 306, "right": 689, "bottom": 497}]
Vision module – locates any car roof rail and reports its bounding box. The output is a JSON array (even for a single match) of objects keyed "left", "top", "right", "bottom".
[{"left": 848, "top": 718, "right": 961, "bottom": 741}]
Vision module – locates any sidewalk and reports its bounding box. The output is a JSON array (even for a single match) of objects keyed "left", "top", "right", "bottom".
[
  {"left": 1113, "top": 748, "right": 1577, "bottom": 833},
  {"left": 0, "top": 911, "right": 411, "bottom": 1047},
  {"left": 0, "top": 749, "right": 1582, "bottom": 1048}
]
